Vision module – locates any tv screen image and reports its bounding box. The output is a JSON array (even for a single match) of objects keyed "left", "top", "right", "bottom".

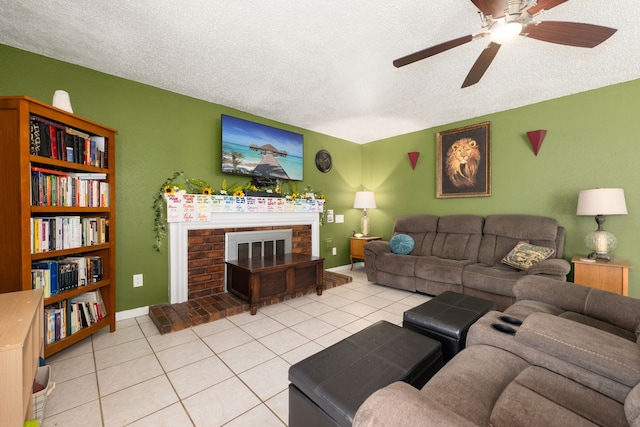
[{"left": 221, "top": 115, "right": 303, "bottom": 181}]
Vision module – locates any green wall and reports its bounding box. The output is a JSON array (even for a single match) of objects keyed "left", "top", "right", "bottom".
[
  {"left": 362, "top": 82, "right": 639, "bottom": 297},
  {"left": 0, "top": 44, "right": 363, "bottom": 311},
  {"left": 1, "top": 43, "right": 638, "bottom": 311}
]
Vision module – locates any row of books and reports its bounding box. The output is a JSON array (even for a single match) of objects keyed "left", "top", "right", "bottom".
[
  {"left": 31, "top": 166, "right": 109, "bottom": 207},
  {"left": 32, "top": 256, "right": 104, "bottom": 298},
  {"left": 31, "top": 216, "right": 108, "bottom": 253},
  {"left": 44, "top": 290, "right": 107, "bottom": 345},
  {"left": 30, "top": 115, "right": 108, "bottom": 168}
]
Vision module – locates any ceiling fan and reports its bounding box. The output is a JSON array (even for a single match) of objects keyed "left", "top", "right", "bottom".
[{"left": 393, "top": 0, "right": 617, "bottom": 88}]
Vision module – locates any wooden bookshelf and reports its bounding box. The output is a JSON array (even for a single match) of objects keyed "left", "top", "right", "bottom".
[{"left": 0, "top": 96, "right": 117, "bottom": 357}]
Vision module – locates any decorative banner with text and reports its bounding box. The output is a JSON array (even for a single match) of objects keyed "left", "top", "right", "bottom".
[{"left": 164, "top": 194, "right": 325, "bottom": 223}]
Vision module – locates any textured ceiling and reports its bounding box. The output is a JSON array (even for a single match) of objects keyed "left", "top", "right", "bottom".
[{"left": 0, "top": 1, "right": 638, "bottom": 143}]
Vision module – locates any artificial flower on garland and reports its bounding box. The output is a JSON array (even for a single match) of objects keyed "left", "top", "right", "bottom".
[{"left": 153, "top": 172, "right": 214, "bottom": 251}]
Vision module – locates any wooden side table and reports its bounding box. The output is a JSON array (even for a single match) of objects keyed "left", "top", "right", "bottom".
[
  {"left": 572, "top": 256, "right": 632, "bottom": 296},
  {"left": 350, "top": 236, "right": 381, "bottom": 270}
]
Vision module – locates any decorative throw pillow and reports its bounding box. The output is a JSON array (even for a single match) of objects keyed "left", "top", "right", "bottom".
[
  {"left": 502, "top": 241, "right": 555, "bottom": 271},
  {"left": 390, "top": 234, "right": 415, "bottom": 255}
]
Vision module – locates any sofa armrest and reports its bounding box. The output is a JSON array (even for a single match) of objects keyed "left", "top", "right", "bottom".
[
  {"left": 515, "top": 276, "right": 640, "bottom": 334},
  {"left": 516, "top": 313, "right": 640, "bottom": 387},
  {"left": 363, "top": 240, "right": 390, "bottom": 256},
  {"left": 514, "top": 275, "right": 591, "bottom": 310},
  {"left": 526, "top": 258, "right": 571, "bottom": 277},
  {"left": 353, "top": 381, "right": 477, "bottom": 427}
]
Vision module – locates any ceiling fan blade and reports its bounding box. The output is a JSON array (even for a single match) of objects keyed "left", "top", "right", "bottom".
[
  {"left": 393, "top": 35, "right": 474, "bottom": 68},
  {"left": 462, "top": 42, "right": 501, "bottom": 88},
  {"left": 470, "top": 0, "right": 507, "bottom": 18},
  {"left": 523, "top": 21, "right": 617, "bottom": 48},
  {"left": 526, "top": 0, "right": 569, "bottom": 15}
]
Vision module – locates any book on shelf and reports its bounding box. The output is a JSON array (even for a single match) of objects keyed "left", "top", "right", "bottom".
[
  {"left": 32, "top": 255, "right": 103, "bottom": 295},
  {"left": 30, "top": 216, "right": 108, "bottom": 253},
  {"left": 44, "top": 289, "right": 108, "bottom": 345},
  {"left": 34, "top": 260, "right": 59, "bottom": 296},
  {"left": 45, "top": 300, "right": 67, "bottom": 344},
  {"left": 31, "top": 268, "right": 51, "bottom": 298},
  {"left": 29, "top": 115, "right": 108, "bottom": 168},
  {"left": 30, "top": 166, "right": 109, "bottom": 208},
  {"left": 71, "top": 290, "right": 107, "bottom": 320}
]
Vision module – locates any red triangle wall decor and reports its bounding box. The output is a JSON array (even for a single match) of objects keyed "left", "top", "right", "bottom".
[
  {"left": 408, "top": 151, "right": 420, "bottom": 170},
  {"left": 527, "top": 130, "right": 547, "bottom": 156}
]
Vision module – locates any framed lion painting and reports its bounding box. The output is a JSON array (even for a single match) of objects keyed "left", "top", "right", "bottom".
[{"left": 436, "top": 121, "right": 491, "bottom": 198}]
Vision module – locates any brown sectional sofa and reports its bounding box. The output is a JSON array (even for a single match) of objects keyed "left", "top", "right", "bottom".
[
  {"left": 353, "top": 276, "right": 640, "bottom": 427},
  {"left": 364, "top": 214, "right": 571, "bottom": 310}
]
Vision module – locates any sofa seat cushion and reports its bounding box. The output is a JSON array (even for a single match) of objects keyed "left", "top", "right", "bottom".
[
  {"left": 420, "top": 344, "right": 530, "bottom": 426},
  {"left": 462, "top": 263, "right": 526, "bottom": 297},
  {"left": 414, "top": 256, "right": 474, "bottom": 285},
  {"left": 490, "top": 365, "right": 627, "bottom": 427},
  {"left": 375, "top": 253, "right": 418, "bottom": 277}
]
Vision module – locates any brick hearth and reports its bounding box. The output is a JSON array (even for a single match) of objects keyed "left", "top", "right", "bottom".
[{"left": 149, "top": 270, "right": 352, "bottom": 334}]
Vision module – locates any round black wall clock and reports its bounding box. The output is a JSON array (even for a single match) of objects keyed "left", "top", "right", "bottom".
[{"left": 315, "top": 149, "right": 332, "bottom": 173}]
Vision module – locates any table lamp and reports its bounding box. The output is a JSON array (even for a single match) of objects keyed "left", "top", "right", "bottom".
[
  {"left": 353, "top": 191, "right": 376, "bottom": 236},
  {"left": 576, "top": 188, "right": 627, "bottom": 261}
]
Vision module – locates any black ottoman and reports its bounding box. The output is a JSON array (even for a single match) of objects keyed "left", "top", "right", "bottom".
[
  {"left": 288, "top": 320, "right": 442, "bottom": 427},
  {"left": 403, "top": 291, "right": 495, "bottom": 363}
]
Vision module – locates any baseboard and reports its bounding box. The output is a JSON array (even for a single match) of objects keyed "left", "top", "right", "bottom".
[
  {"left": 116, "top": 306, "right": 149, "bottom": 321},
  {"left": 327, "top": 263, "right": 362, "bottom": 272}
]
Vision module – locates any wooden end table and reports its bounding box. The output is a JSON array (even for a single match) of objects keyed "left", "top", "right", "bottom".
[
  {"left": 226, "top": 253, "right": 325, "bottom": 315},
  {"left": 350, "top": 236, "right": 381, "bottom": 270},
  {"left": 572, "top": 256, "right": 632, "bottom": 296}
]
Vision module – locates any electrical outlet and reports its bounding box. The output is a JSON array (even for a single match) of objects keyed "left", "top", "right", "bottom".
[
  {"left": 332, "top": 247, "right": 337, "bottom": 256},
  {"left": 133, "top": 274, "right": 144, "bottom": 287}
]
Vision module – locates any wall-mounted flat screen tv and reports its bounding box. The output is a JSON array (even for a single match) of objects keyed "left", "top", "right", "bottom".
[{"left": 221, "top": 114, "right": 303, "bottom": 181}]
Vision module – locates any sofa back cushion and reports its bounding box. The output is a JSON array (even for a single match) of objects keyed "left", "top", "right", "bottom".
[
  {"left": 431, "top": 215, "right": 484, "bottom": 261},
  {"left": 477, "top": 215, "right": 561, "bottom": 266},
  {"left": 393, "top": 215, "right": 439, "bottom": 255}
]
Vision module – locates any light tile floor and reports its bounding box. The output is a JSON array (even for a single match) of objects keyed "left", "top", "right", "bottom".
[{"left": 41, "top": 266, "right": 431, "bottom": 427}]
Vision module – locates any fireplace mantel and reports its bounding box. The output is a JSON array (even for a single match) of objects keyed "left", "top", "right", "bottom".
[{"left": 168, "top": 212, "right": 321, "bottom": 303}]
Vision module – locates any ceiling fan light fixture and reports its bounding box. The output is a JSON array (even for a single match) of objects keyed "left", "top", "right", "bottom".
[{"left": 491, "top": 21, "right": 523, "bottom": 44}]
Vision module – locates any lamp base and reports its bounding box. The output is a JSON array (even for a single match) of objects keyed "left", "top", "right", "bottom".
[
  {"left": 361, "top": 215, "right": 370, "bottom": 237},
  {"left": 587, "top": 251, "right": 613, "bottom": 261},
  {"left": 584, "top": 228, "right": 617, "bottom": 263}
]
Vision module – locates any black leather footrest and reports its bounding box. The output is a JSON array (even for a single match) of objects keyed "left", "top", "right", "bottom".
[
  {"left": 403, "top": 291, "right": 495, "bottom": 362},
  {"left": 288, "top": 320, "right": 442, "bottom": 427}
]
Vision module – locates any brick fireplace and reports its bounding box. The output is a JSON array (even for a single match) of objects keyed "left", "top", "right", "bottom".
[
  {"left": 187, "top": 224, "right": 312, "bottom": 300},
  {"left": 168, "top": 211, "right": 321, "bottom": 304}
]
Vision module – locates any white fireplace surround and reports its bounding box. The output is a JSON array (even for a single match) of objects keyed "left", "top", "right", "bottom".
[{"left": 168, "top": 212, "right": 321, "bottom": 304}]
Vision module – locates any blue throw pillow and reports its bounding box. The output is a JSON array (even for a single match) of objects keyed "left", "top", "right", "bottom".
[{"left": 390, "top": 234, "right": 414, "bottom": 255}]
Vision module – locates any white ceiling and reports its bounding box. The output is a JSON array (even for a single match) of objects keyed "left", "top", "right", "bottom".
[{"left": 1, "top": 1, "right": 638, "bottom": 143}]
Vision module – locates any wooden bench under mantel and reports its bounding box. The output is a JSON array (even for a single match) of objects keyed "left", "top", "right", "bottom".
[{"left": 226, "top": 253, "right": 325, "bottom": 315}]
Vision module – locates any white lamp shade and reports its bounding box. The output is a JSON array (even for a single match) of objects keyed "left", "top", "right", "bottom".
[
  {"left": 576, "top": 188, "right": 627, "bottom": 216},
  {"left": 353, "top": 191, "right": 376, "bottom": 209}
]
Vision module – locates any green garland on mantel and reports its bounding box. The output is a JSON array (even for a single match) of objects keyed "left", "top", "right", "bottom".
[{"left": 152, "top": 172, "right": 325, "bottom": 252}]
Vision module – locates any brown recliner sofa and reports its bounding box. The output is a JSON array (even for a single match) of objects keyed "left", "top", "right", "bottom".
[
  {"left": 353, "top": 277, "right": 640, "bottom": 427},
  {"left": 364, "top": 214, "right": 571, "bottom": 310}
]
